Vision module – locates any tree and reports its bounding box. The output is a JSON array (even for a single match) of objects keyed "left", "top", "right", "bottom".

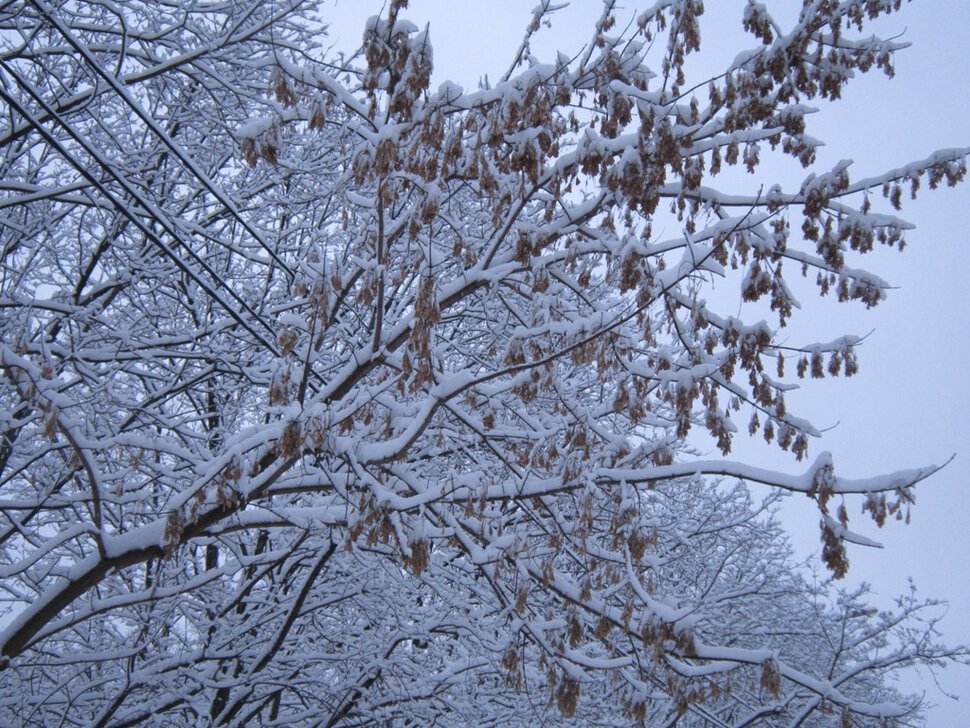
[{"left": 0, "top": 0, "right": 966, "bottom": 724}]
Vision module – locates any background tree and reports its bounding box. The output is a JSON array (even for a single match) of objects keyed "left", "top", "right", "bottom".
[{"left": 0, "top": 0, "right": 966, "bottom": 724}]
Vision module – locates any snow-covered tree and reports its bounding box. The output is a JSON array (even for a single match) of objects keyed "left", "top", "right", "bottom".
[{"left": 0, "top": 0, "right": 966, "bottom": 724}]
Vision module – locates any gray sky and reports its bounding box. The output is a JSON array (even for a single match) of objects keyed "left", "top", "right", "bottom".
[{"left": 323, "top": 1, "right": 970, "bottom": 720}]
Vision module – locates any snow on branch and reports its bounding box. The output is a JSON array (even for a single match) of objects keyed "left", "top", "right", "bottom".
[{"left": 0, "top": 0, "right": 965, "bottom": 724}]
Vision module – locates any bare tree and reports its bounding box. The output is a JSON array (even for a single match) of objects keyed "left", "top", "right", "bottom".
[{"left": 0, "top": 0, "right": 966, "bottom": 724}]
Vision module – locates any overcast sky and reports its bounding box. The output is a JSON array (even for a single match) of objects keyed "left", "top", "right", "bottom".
[{"left": 321, "top": 1, "right": 970, "bottom": 720}]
